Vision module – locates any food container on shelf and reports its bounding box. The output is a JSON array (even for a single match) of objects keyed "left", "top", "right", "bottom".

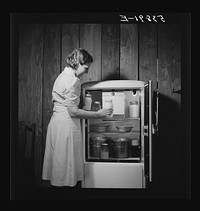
[
  {"left": 91, "top": 101, "right": 101, "bottom": 111},
  {"left": 129, "top": 101, "right": 139, "bottom": 118},
  {"left": 91, "top": 123, "right": 109, "bottom": 133},
  {"left": 116, "top": 125, "right": 133, "bottom": 132},
  {"left": 130, "top": 138, "right": 141, "bottom": 157},
  {"left": 90, "top": 135, "right": 111, "bottom": 158},
  {"left": 83, "top": 93, "right": 92, "bottom": 110},
  {"left": 111, "top": 137, "right": 131, "bottom": 158}
]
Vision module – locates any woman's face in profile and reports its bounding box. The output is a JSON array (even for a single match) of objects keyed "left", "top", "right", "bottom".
[{"left": 76, "top": 63, "right": 91, "bottom": 78}]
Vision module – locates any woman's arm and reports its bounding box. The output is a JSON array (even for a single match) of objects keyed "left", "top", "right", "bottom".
[{"left": 67, "top": 106, "right": 112, "bottom": 119}]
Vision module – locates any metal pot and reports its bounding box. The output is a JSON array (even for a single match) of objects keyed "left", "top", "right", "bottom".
[
  {"left": 90, "top": 135, "right": 108, "bottom": 142},
  {"left": 116, "top": 125, "right": 133, "bottom": 132},
  {"left": 111, "top": 137, "right": 130, "bottom": 158}
]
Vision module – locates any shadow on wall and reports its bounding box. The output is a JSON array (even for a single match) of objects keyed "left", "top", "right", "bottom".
[
  {"left": 152, "top": 93, "right": 185, "bottom": 198},
  {"left": 103, "top": 73, "right": 130, "bottom": 80}
]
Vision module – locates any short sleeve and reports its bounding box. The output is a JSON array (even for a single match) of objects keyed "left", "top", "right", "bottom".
[
  {"left": 63, "top": 79, "right": 80, "bottom": 108},
  {"left": 52, "top": 70, "right": 81, "bottom": 109}
]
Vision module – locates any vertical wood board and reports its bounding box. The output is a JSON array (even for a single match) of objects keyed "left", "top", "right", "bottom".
[
  {"left": 42, "top": 24, "right": 61, "bottom": 161},
  {"left": 158, "top": 24, "right": 181, "bottom": 101},
  {"left": 101, "top": 24, "right": 120, "bottom": 80},
  {"left": 157, "top": 24, "right": 182, "bottom": 188},
  {"left": 139, "top": 24, "right": 157, "bottom": 91},
  {"left": 61, "top": 24, "right": 79, "bottom": 72},
  {"left": 120, "top": 24, "right": 138, "bottom": 79},
  {"left": 80, "top": 24, "right": 101, "bottom": 83},
  {"left": 18, "top": 24, "right": 43, "bottom": 187}
]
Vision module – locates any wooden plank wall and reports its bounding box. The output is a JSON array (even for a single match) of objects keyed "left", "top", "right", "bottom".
[
  {"left": 80, "top": 24, "right": 102, "bottom": 83},
  {"left": 62, "top": 24, "right": 79, "bottom": 72},
  {"left": 139, "top": 24, "right": 157, "bottom": 91},
  {"left": 120, "top": 24, "right": 138, "bottom": 79},
  {"left": 156, "top": 24, "right": 182, "bottom": 192},
  {"left": 42, "top": 24, "right": 61, "bottom": 164},
  {"left": 101, "top": 24, "right": 120, "bottom": 80},
  {"left": 19, "top": 24, "right": 43, "bottom": 187},
  {"left": 18, "top": 23, "right": 181, "bottom": 188}
]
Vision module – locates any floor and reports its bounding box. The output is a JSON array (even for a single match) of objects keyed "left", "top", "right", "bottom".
[
  {"left": 11, "top": 179, "right": 190, "bottom": 200},
  {"left": 11, "top": 185, "right": 189, "bottom": 200}
]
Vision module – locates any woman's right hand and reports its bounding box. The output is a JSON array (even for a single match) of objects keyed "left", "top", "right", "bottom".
[{"left": 97, "top": 109, "right": 113, "bottom": 118}]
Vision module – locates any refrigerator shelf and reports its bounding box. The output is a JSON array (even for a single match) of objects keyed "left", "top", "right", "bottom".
[
  {"left": 89, "top": 131, "right": 140, "bottom": 139},
  {"left": 86, "top": 157, "right": 140, "bottom": 162},
  {"left": 88, "top": 117, "right": 140, "bottom": 124},
  {"left": 126, "top": 117, "right": 140, "bottom": 120},
  {"left": 89, "top": 131, "right": 140, "bottom": 134}
]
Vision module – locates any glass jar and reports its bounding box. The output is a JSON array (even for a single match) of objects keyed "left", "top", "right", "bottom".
[
  {"left": 92, "top": 101, "right": 101, "bottom": 111},
  {"left": 91, "top": 141, "right": 101, "bottom": 158},
  {"left": 100, "top": 143, "right": 109, "bottom": 159},
  {"left": 83, "top": 93, "right": 92, "bottom": 110},
  {"left": 129, "top": 101, "right": 139, "bottom": 118},
  {"left": 130, "top": 139, "right": 140, "bottom": 157},
  {"left": 104, "top": 99, "right": 113, "bottom": 117}
]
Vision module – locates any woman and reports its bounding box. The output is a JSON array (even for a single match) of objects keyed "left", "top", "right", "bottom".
[{"left": 42, "top": 48, "right": 112, "bottom": 187}]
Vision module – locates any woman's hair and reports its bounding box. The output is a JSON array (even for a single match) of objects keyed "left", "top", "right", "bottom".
[{"left": 65, "top": 48, "right": 93, "bottom": 70}]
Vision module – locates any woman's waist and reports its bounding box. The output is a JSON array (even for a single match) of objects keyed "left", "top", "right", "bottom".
[
  {"left": 52, "top": 103, "right": 79, "bottom": 120},
  {"left": 50, "top": 113, "right": 80, "bottom": 130}
]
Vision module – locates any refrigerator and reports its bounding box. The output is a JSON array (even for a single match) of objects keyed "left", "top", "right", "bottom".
[{"left": 81, "top": 80, "right": 152, "bottom": 188}]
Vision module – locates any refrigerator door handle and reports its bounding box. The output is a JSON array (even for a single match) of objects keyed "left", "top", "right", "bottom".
[
  {"left": 152, "top": 124, "right": 156, "bottom": 135},
  {"left": 148, "top": 80, "right": 152, "bottom": 182},
  {"left": 144, "top": 125, "right": 148, "bottom": 136},
  {"left": 144, "top": 80, "right": 152, "bottom": 183}
]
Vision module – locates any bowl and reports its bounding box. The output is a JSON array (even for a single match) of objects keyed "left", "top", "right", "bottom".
[
  {"left": 116, "top": 125, "right": 133, "bottom": 132},
  {"left": 92, "top": 124, "right": 109, "bottom": 132}
]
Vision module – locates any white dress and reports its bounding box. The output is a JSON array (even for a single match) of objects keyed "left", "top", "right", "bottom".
[{"left": 42, "top": 67, "right": 83, "bottom": 187}]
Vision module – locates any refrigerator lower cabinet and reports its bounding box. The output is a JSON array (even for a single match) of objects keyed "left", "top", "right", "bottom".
[{"left": 82, "top": 163, "right": 144, "bottom": 188}]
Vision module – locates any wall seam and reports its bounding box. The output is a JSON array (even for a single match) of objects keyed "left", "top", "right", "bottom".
[
  {"left": 119, "top": 24, "right": 121, "bottom": 79},
  {"left": 60, "top": 24, "right": 62, "bottom": 73},
  {"left": 40, "top": 23, "right": 45, "bottom": 187},
  {"left": 100, "top": 24, "right": 103, "bottom": 80},
  {"left": 137, "top": 23, "right": 140, "bottom": 81}
]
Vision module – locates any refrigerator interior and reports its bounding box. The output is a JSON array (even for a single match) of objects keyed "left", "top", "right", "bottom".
[{"left": 84, "top": 89, "right": 142, "bottom": 163}]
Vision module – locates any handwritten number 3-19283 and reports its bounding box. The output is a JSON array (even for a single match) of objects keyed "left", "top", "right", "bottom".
[{"left": 120, "top": 14, "right": 166, "bottom": 23}]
